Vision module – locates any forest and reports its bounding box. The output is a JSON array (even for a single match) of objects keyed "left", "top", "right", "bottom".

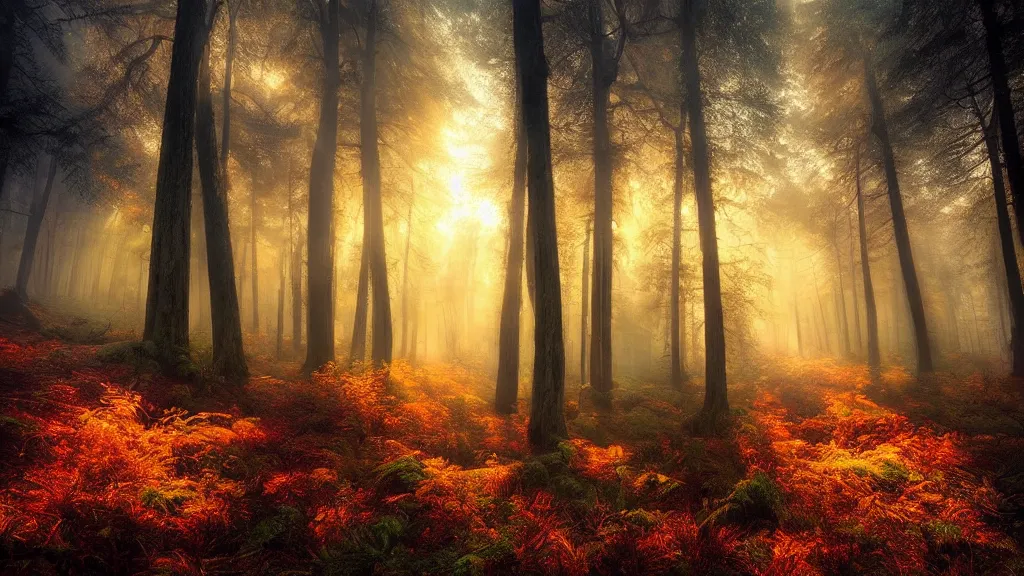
[{"left": 1, "top": 0, "right": 1024, "bottom": 573}]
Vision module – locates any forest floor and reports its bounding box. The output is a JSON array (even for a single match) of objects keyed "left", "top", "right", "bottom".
[{"left": 1, "top": 304, "right": 1023, "bottom": 575}]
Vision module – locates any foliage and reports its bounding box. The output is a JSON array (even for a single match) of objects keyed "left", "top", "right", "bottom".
[{"left": 0, "top": 326, "right": 1021, "bottom": 574}]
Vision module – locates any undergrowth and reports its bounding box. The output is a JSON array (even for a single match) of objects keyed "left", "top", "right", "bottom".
[{"left": 0, "top": 330, "right": 1021, "bottom": 574}]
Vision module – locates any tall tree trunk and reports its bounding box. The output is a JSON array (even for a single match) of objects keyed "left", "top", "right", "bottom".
[
  {"left": 288, "top": 167, "right": 302, "bottom": 353},
  {"left": 794, "top": 297, "right": 804, "bottom": 356},
  {"left": 400, "top": 193, "right": 414, "bottom": 357},
  {"left": 0, "top": 0, "right": 17, "bottom": 201},
  {"left": 304, "top": 0, "right": 341, "bottom": 372},
  {"left": 525, "top": 209, "right": 536, "bottom": 310},
  {"left": 856, "top": 147, "right": 881, "bottom": 375},
  {"left": 977, "top": 101, "right": 1024, "bottom": 375},
  {"left": 978, "top": 0, "right": 1024, "bottom": 241},
  {"left": 682, "top": 0, "right": 727, "bottom": 430},
  {"left": 588, "top": 0, "right": 614, "bottom": 406},
  {"left": 833, "top": 240, "right": 851, "bottom": 356},
  {"left": 250, "top": 172, "right": 259, "bottom": 332},
  {"left": 220, "top": 0, "right": 239, "bottom": 177},
  {"left": 361, "top": 0, "right": 392, "bottom": 366},
  {"left": 276, "top": 252, "right": 285, "bottom": 359},
  {"left": 144, "top": 0, "right": 207, "bottom": 353},
  {"left": 350, "top": 240, "right": 368, "bottom": 363},
  {"left": 513, "top": 0, "right": 567, "bottom": 450},
  {"left": 670, "top": 128, "right": 688, "bottom": 388},
  {"left": 196, "top": 36, "right": 247, "bottom": 381},
  {"left": 863, "top": 54, "right": 932, "bottom": 373},
  {"left": 15, "top": 156, "right": 57, "bottom": 299},
  {"left": 847, "top": 210, "right": 863, "bottom": 352},
  {"left": 812, "top": 266, "right": 831, "bottom": 354},
  {"left": 495, "top": 103, "right": 528, "bottom": 414},
  {"left": 581, "top": 220, "right": 591, "bottom": 386}
]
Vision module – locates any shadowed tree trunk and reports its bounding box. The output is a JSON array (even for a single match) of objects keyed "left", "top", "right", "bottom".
[
  {"left": 855, "top": 147, "right": 881, "bottom": 375},
  {"left": 670, "top": 127, "right": 689, "bottom": 389},
  {"left": 495, "top": 103, "right": 527, "bottom": 414},
  {"left": 847, "top": 210, "right": 862, "bottom": 352},
  {"left": 250, "top": 170, "right": 259, "bottom": 333},
  {"left": 276, "top": 251, "right": 285, "bottom": 359},
  {"left": 15, "top": 155, "right": 56, "bottom": 300},
  {"left": 978, "top": 0, "right": 1024, "bottom": 241},
  {"left": 220, "top": 0, "right": 240, "bottom": 177},
  {"left": 196, "top": 32, "right": 247, "bottom": 382},
  {"left": 144, "top": 0, "right": 208, "bottom": 353},
  {"left": 350, "top": 240, "right": 368, "bottom": 363},
  {"left": 588, "top": 0, "right": 615, "bottom": 407},
  {"left": 361, "top": 0, "right": 392, "bottom": 366},
  {"left": 976, "top": 99, "right": 1024, "bottom": 375},
  {"left": 288, "top": 171, "right": 302, "bottom": 353},
  {"left": 0, "top": 0, "right": 17, "bottom": 199},
  {"left": 525, "top": 210, "right": 536, "bottom": 310},
  {"left": 863, "top": 53, "right": 932, "bottom": 373},
  {"left": 682, "top": 0, "right": 727, "bottom": 432},
  {"left": 581, "top": 220, "right": 591, "bottom": 386},
  {"left": 400, "top": 193, "right": 414, "bottom": 357},
  {"left": 514, "top": 0, "right": 567, "bottom": 450},
  {"left": 832, "top": 238, "right": 851, "bottom": 356},
  {"left": 304, "top": 0, "right": 341, "bottom": 372}
]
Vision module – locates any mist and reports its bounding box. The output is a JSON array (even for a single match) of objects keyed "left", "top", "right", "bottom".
[{"left": 1, "top": 0, "right": 1023, "bottom": 573}]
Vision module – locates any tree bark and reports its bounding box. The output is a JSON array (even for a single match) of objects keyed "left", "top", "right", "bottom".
[
  {"left": 15, "top": 155, "right": 56, "bottom": 300},
  {"left": 220, "top": 0, "right": 239, "bottom": 177},
  {"left": 276, "top": 252, "right": 285, "bottom": 359},
  {"left": 196, "top": 36, "right": 247, "bottom": 382},
  {"left": 682, "top": 0, "right": 727, "bottom": 431},
  {"left": 847, "top": 209, "right": 862, "bottom": 352},
  {"left": 513, "top": 0, "right": 567, "bottom": 450},
  {"left": 350, "top": 240, "right": 368, "bottom": 363},
  {"left": 304, "top": 0, "right": 341, "bottom": 372},
  {"left": 978, "top": 0, "right": 1024, "bottom": 242},
  {"left": 400, "top": 192, "right": 414, "bottom": 357},
  {"left": 588, "top": 0, "right": 614, "bottom": 406},
  {"left": 856, "top": 147, "right": 881, "bottom": 375},
  {"left": 833, "top": 239, "right": 851, "bottom": 356},
  {"left": 361, "top": 0, "right": 393, "bottom": 366},
  {"left": 144, "top": 0, "right": 207, "bottom": 353},
  {"left": 977, "top": 102, "right": 1024, "bottom": 375},
  {"left": 863, "top": 54, "right": 932, "bottom": 373},
  {"left": 250, "top": 170, "right": 259, "bottom": 333},
  {"left": 670, "top": 128, "right": 688, "bottom": 388},
  {"left": 495, "top": 102, "right": 528, "bottom": 414},
  {"left": 581, "top": 220, "right": 591, "bottom": 386}
]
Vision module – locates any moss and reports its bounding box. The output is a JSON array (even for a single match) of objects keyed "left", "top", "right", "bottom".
[
  {"left": 371, "top": 515, "right": 405, "bottom": 551},
  {"left": 249, "top": 506, "right": 304, "bottom": 548},
  {"left": 551, "top": 474, "right": 588, "bottom": 501},
  {"left": 374, "top": 456, "right": 426, "bottom": 494},
  {"left": 97, "top": 340, "right": 160, "bottom": 372},
  {"left": 726, "top": 472, "right": 786, "bottom": 526},
  {"left": 923, "top": 520, "right": 963, "bottom": 547},
  {"left": 520, "top": 460, "right": 550, "bottom": 490},
  {"left": 139, "top": 485, "right": 196, "bottom": 513},
  {"left": 622, "top": 508, "right": 658, "bottom": 528}
]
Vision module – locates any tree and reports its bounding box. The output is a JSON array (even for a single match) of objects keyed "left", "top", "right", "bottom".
[
  {"left": 587, "top": 0, "right": 626, "bottom": 407},
  {"left": 195, "top": 6, "right": 248, "bottom": 382},
  {"left": 304, "top": 0, "right": 341, "bottom": 372},
  {"left": 144, "top": 0, "right": 208, "bottom": 354},
  {"left": 359, "top": 0, "right": 393, "bottom": 366},
  {"left": 15, "top": 155, "right": 57, "bottom": 299},
  {"left": 495, "top": 101, "right": 527, "bottom": 414},
  {"left": 855, "top": 146, "right": 881, "bottom": 376},
  {"left": 972, "top": 97, "right": 1024, "bottom": 375},
  {"left": 681, "top": 0, "right": 727, "bottom": 431},
  {"left": 513, "top": 0, "right": 567, "bottom": 450}
]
